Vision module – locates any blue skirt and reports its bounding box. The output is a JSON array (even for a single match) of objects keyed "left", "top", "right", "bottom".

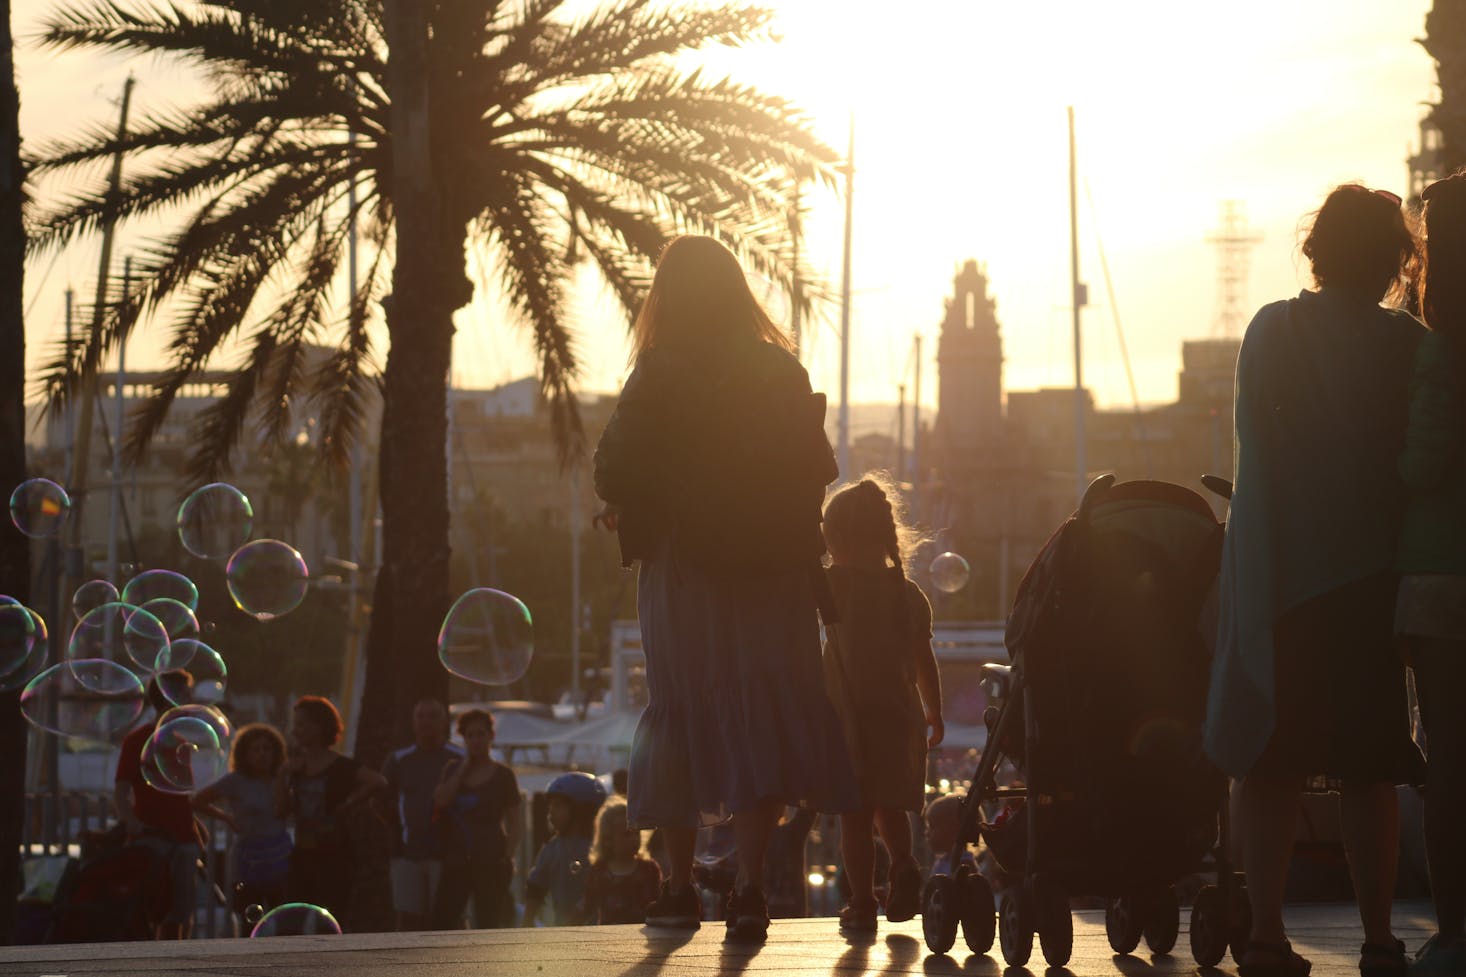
[{"left": 626, "top": 545, "right": 859, "bottom": 828}]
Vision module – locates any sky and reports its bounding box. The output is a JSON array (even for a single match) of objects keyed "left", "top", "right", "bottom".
[{"left": 12, "top": 0, "right": 1442, "bottom": 443}]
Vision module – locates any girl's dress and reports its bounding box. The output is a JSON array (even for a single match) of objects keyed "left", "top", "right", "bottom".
[
  {"left": 211, "top": 771, "right": 292, "bottom": 910},
  {"left": 581, "top": 858, "right": 663, "bottom": 924},
  {"left": 432, "top": 760, "right": 520, "bottom": 928},
  {"left": 822, "top": 566, "right": 932, "bottom": 812},
  {"left": 595, "top": 340, "right": 859, "bottom": 827}
]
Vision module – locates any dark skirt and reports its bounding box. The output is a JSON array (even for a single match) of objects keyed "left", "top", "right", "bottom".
[{"left": 1255, "top": 573, "right": 1426, "bottom": 785}]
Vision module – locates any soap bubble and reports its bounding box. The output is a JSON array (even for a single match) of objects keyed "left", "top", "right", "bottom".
[
  {"left": 0, "top": 602, "right": 37, "bottom": 679},
  {"left": 68, "top": 602, "right": 169, "bottom": 675},
  {"left": 177, "top": 483, "right": 254, "bottom": 560},
  {"left": 139, "top": 598, "right": 199, "bottom": 641},
  {"left": 929, "top": 551, "right": 971, "bottom": 594},
  {"left": 438, "top": 588, "right": 534, "bottom": 686},
  {"left": 1, "top": 606, "right": 49, "bottom": 693},
  {"left": 694, "top": 822, "right": 737, "bottom": 867},
  {"left": 72, "top": 580, "right": 120, "bottom": 621},
  {"left": 121, "top": 570, "right": 199, "bottom": 612},
  {"left": 157, "top": 703, "right": 232, "bottom": 748},
  {"left": 20, "top": 659, "right": 146, "bottom": 742},
  {"left": 243, "top": 904, "right": 265, "bottom": 925},
  {"left": 141, "top": 714, "right": 229, "bottom": 794},
  {"left": 226, "top": 540, "right": 308, "bottom": 621},
  {"left": 250, "top": 902, "right": 342, "bottom": 937},
  {"left": 8, "top": 478, "right": 70, "bottom": 539},
  {"left": 154, "top": 639, "right": 227, "bottom": 706}
]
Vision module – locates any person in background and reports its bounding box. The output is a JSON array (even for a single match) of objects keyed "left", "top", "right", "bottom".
[
  {"left": 580, "top": 796, "right": 662, "bottom": 924},
  {"left": 523, "top": 772, "right": 606, "bottom": 926},
  {"left": 612, "top": 768, "right": 629, "bottom": 798},
  {"left": 922, "top": 793, "right": 974, "bottom": 878},
  {"left": 284, "top": 695, "right": 387, "bottom": 929},
  {"left": 1394, "top": 170, "right": 1466, "bottom": 977},
  {"left": 113, "top": 672, "right": 202, "bottom": 939},
  {"left": 382, "top": 699, "right": 462, "bottom": 931},
  {"left": 820, "top": 476, "right": 944, "bottom": 934},
  {"left": 192, "top": 723, "right": 292, "bottom": 923},
  {"left": 1206, "top": 183, "right": 1426, "bottom": 977},
  {"left": 431, "top": 708, "right": 521, "bottom": 929}
]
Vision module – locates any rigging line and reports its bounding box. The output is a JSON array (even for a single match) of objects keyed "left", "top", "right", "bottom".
[
  {"left": 88, "top": 378, "right": 142, "bottom": 571},
  {"left": 1082, "top": 177, "right": 1153, "bottom": 478},
  {"left": 24, "top": 249, "right": 65, "bottom": 320}
]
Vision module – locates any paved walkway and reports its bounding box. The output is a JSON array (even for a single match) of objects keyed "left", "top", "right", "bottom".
[{"left": 0, "top": 902, "right": 1436, "bottom": 977}]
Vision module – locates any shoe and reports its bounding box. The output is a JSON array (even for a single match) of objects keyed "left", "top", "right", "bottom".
[
  {"left": 839, "top": 903, "right": 878, "bottom": 935},
  {"left": 1412, "top": 934, "right": 1466, "bottom": 977},
  {"left": 724, "top": 886, "right": 770, "bottom": 942},
  {"left": 1238, "top": 940, "right": 1312, "bottom": 977},
  {"left": 886, "top": 861, "right": 922, "bottom": 923},
  {"left": 1359, "top": 938, "right": 1407, "bottom": 977},
  {"left": 645, "top": 881, "right": 701, "bottom": 929}
]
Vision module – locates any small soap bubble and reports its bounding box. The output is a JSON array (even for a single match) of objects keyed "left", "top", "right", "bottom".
[
  {"left": 244, "top": 903, "right": 265, "bottom": 925},
  {"left": 250, "top": 903, "right": 341, "bottom": 937},
  {"left": 226, "top": 540, "right": 309, "bottom": 621},
  {"left": 929, "top": 551, "right": 971, "bottom": 594},
  {"left": 20, "top": 659, "right": 146, "bottom": 742},
  {"left": 72, "top": 580, "right": 120, "bottom": 621},
  {"left": 121, "top": 570, "right": 199, "bottom": 612},
  {"left": 177, "top": 483, "right": 254, "bottom": 560},
  {"left": 141, "top": 714, "right": 229, "bottom": 794},
  {"left": 68, "top": 602, "right": 170, "bottom": 675},
  {"left": 437, "top": 588, "right": 534, "bottom": 686},
  {"left": 569, "top": 859, "right": 585, "bottom": 877},
  {"left": 8, "top": 478, "right": 70, "bottom": 539},
  {"left": 154, "top": 638, "right": 227, "bottom": 706}
]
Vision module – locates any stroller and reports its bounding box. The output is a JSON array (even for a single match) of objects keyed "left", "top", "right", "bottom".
[
  {"left": 920, "top": 475, "right": 1250, "bottom": 969},
  {"left": 45, "top": 826, "right": 173, "bottom": 943}
]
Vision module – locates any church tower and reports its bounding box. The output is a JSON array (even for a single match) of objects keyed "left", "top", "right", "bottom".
[{"left": 936, "top": 260, "right": 1004, "bottom": 456}]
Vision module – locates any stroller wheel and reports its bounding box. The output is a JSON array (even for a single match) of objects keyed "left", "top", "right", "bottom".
[
  {"left": 1228, "top": 878, "right": 1252, "bottom": 966},
  {"left": 1189, "top": 884, "right": 1230, "bottom": 968},
  {"left": 920, "top": 874, "right": 959, "bottom": 955},
  {"left": 1105, "top": 896, "right": 1144, "bottom": 954},
  {"left": 956, "top": 867, "right": 995, "bottom": 954},
  {"left": 1037, "top": 884, "right": 1073, "bottom": 968},
  {"left": 1141, "top": 886, "right": 1179, "bottom": 955},
  {"left": 997, "top": 887, "right": 1034, "bottom": 967}
]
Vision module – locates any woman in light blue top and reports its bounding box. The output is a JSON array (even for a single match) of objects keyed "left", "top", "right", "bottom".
[
  {"left": 193, "top": 723, "right": 292, "bottom": 922},
  {"left": 1206, "top": 184, "right": 1425, "bottom": 977}
]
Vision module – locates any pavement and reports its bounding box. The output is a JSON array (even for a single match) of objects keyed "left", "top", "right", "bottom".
[{"left": 0, "top": 902, "right": 1437, "bottom": 977}]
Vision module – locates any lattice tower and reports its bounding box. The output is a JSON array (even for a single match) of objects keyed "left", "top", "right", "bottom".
[{"left": 1205, "top": 201, "right": 1263, "bottom": 338}]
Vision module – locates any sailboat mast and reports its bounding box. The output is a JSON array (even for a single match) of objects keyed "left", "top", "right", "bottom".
[
  {"left": 837, "top": 120, "right": 854, "bottom": 481},
  {"left": 1068, "top": 106, "right": 1086, "bottom": 504}
]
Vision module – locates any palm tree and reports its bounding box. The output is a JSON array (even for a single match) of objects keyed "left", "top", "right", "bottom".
[
  {"left": 0, "top": 0, "right": 31, "bottom": 942},
  {"left": 1424, "top": 0, "right": 1466, "bottom": 172},
  {"left": 27, "top": 0, "right": 835, "bottom": 761}
]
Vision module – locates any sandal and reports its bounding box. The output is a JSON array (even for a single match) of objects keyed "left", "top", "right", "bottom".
[
  {"left": 838, "top": 903, "right": 878, "bottom": 935},
  {"left": 1358, "top": 938, "right": 1407, "bottom": 977},
  {"left": 1238, "top": 940, "right": 1312, "bottom": 977}
]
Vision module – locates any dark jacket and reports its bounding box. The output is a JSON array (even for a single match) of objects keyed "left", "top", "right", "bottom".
[
  {"left": 592, "top": 339, "right": 837, "bottom": 575},
  {"left": 1398, "top": 329, "right": 1466, "bottom": 575}
]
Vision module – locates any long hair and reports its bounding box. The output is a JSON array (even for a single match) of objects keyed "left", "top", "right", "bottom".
[
  {"left": 230, "top": 723, "right": 287, "bottom": 776},
  {"left": 1421, "top": 171, "right": 1466, "bottom": 336},
  {"left": 588, "top": 795, "right": 643, "bottom": 866},
  {"left": 630, "top": 235, "right": 792, "bottom": 362},
  {"left": 822, "top": 473, "right": 922, "bottom": 579},
  {"left": 1301, "top": 183, "right": 1420, "bottom": 306}
]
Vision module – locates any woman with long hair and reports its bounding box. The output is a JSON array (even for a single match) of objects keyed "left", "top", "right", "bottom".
[
  {"left": 1206, "top": 184, "right": 1427, "bottom": 977},
  {"left": 593, "top": 235, "right": 857, "bottom": 940},
  {"left": 1395, "top": 171, "right": 1466, "bottom": 976}
]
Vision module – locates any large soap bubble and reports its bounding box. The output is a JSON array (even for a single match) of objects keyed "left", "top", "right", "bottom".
[
  {"left": 139, "top": 598, "right": 199, "bottom": 641},
  {"left": 20, "top": 659, "right": 146, "bottom": 742},
  {"left": 177, "top": 483, "right": 254, "bottom": 560},
  {"left": 929, "top": 551, "right": 971, "bottom": 594},
  {"left": 438, "top": 588, "right": 534, "bottom": 686},
  {"left": 154, "top": 639, "right": 227, "bottom": 706},
  {"left": 140, "top": 714, "right": 229, "bottom": 794},
  {"left": 72, "top": 580, "right": 120, "bottom": 621},
  {"left": 0, "top": 602, "right": 37, "bottom": 679},
  {"left": 158, "top": 703, "right": 233, "bottom": 743},
  {"left": 226, "top": 540, "right": 308, "bottom": 621},
  {"left": 8, "top": 478, "right": 71, "bottom": 539},
  {"left": 250, "top": 902, "right": 342, "bottom": 937},
  {"left": 68, "top": 602, "right": 170, "bottom": 675},
  {"left": 122, "top": 570, "right": 199, "bottom": 612}
]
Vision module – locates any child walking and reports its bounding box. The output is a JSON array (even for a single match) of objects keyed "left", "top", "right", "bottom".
[
  {"left": 821, "top": 476, "right": 945, "bottom": 934},
  {"left": 580, "top": 797, "right": 663, "bottom": 924}
]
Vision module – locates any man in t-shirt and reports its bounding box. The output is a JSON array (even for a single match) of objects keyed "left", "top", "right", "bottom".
[
  {"left": 113, "top": 673, "right": 201, "bottom": 939},
  {"left": 382, "top": 699, "right": 463, "bottom": 930}
]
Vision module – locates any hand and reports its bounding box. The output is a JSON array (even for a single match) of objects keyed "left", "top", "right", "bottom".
[
  {"left": 592, "top": 504, "right": 621, "bottom": 532},
  {"left": 926, "top": 713, "right": 945, "bottom": 749}
]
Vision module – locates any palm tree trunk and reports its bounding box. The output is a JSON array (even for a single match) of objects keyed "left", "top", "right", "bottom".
[
  {"left": 0, "top": 0, "right": 32, "bottom": 945},
  {"left": 357, "top": 0, "right": 469, "bottom": 768}
]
